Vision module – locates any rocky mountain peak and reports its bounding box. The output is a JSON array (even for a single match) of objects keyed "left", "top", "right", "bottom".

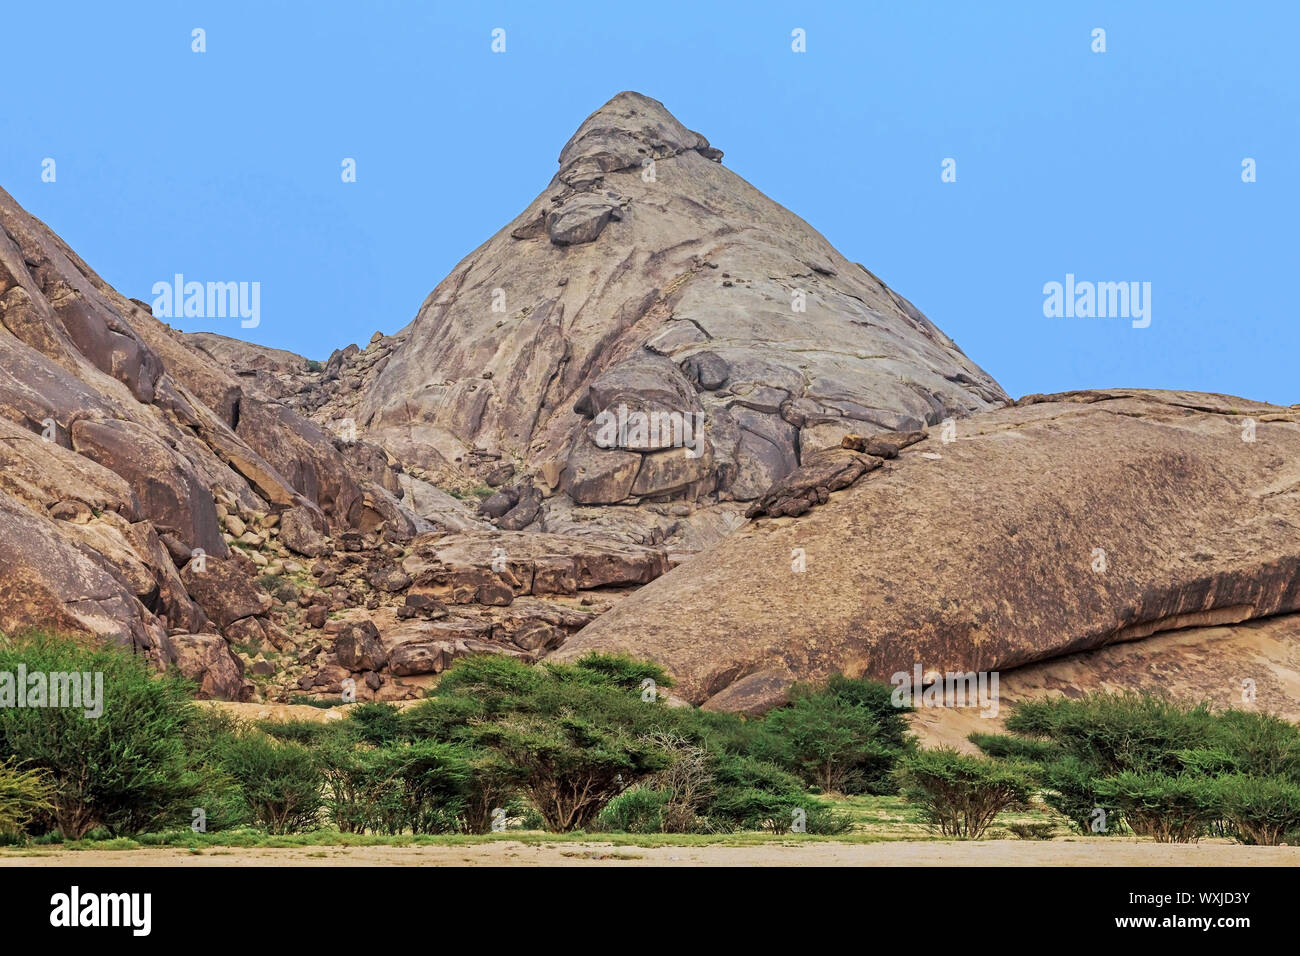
[
  {"left": 556, "top": 91, "right": 723, "bottom": 188},
  {"left": 348, "top": 91, "right": 1008, "bottom": 550}
]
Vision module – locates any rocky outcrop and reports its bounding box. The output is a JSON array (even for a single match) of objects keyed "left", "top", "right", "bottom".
[
  {"left": 0, "top": 185, "right": 423, "bottom": 697},
  {"left": 555, "top": 390, "right": 1300, "bottom": 710},
  {"left": 351, "top": 92, "right": 1006, "bottom": 518}
]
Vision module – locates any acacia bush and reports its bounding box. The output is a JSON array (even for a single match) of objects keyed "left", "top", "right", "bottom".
[
  {"left": 992, "top": 693, "right": 1300, "bottom": 842},
  {"left": 213, "top": 731, "right": 323, "bottom": 834},
  {"left": 1092, "top": 772, "right": 1219, "bottom": 843},
  {"left": 0, "top": 633, "right": 203, "bottom": 839},
  {"left": 1212, "top": 774, "right": 1300, "bottom": 846},
  {"left": 754, "top": 675, "right": 913, "bottom": 795},
  {"left": 597, "top": 786, "right": 669, "bottom": 833},
  {"left": 896, "top": 748, "right": 1035, "bottom": 839}
]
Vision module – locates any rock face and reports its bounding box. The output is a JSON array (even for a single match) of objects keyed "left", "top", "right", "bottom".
[
  {"left": 352, "top": 92, "right": 1006, "bottom": 513},
  {"left": 0, "top": 185, "right": 421, "bottom": 697},
  {"left": 908, "top": 612, "right": 1300, "bottom": 751},
  {"left": 554, "top": 390, "right": 1300, "bottom": 710}
]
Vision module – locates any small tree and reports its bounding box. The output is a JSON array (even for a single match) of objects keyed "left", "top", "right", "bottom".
[
  {"left": 1092, "top": 772, "right": 1219, "bottom": 843},
  {"left": 1212, "top": 774, "right": 1300, "bottom": 846},
  {"left": 369, "top": 740, "right": 470, "bottom": 834},
  {"left": 897, "top": 749, "right": 1035, "bottom": 839},
  {"left": 214, "top": 732, "right": 323, "bottom": 834},
  {"left": 756, "top": 693, "right": 896, "bottom": 794},
  {"left": 344, "top": 702, "right": 408, "bottom": 746},
  {"left": 0, "top": 633, "right": 202, "bottom": 838},
  {"left": 472, "top": 712, "right": 666, "bottom": 832}
]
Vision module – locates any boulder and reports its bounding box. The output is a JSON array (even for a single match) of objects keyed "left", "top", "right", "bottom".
[
  {"left": 555, "top": 390, "right": 1300, "bottom": 708},
  {"left": 169, "top": 634, "right": 248, "bottom": 700},
  {"left": 279, "top": 505, "right": 330, "bottom": 557},
  {"left": 178, "top": 556, "right": 263, "bottom": 628},
  {"left": 745, "top": 447, "right": 883, "bottom": 518},
  {"left": 334, "top": 619, "right": 388, "bottom": 671}
]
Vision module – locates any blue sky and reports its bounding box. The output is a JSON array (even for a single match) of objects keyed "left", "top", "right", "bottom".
[{"left": 2, "top": 1, "right": 1296, "bottom": 402}]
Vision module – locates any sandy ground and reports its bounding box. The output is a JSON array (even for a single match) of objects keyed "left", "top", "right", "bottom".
[{"left": 4, "top": 839, "right": 1297, "bottom": 866}]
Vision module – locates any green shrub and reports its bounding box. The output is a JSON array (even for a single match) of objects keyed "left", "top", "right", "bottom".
[
  {"left": 597, "top": 787, "right": 668, "bottom": 833},
  {"left": 969, "top": 732, "right": 1060, "bottom": 763},
  {"left": 183, "top": 708, "right": 252, "bottom": 832},
  {"left": 896, "top": 748, "right": 1035, "bottom": 839},
  {"left": 567, "top": 653, "right": 673, "bottom": 692},
  {"left": 1207, "top": 710, "right": 1300, "bottom": 781},
  {"left": 367, "top": 741, "right": 471, "bottom": 834},
  {"left": 316, "top": 738, "right": 381, "bottom": 833},
  {"left": 471, "top": 712, "right": 667, "bottom": 832},
  {"left": 214, "top": 731, "right": 323, "bottom": 834},
  {"left": 1006, "top": 693, "right": 1215, "bottom": 776},
  {"left": 754, "top": 676, "right": 911, "bottom": 794},
  {"left": 0, "top": 633, "right": 203, "bottom": 838},
  {"left": 457, "top": 747, "right": 524, "bottom": 834},
  {"left": 706, "top": 755, "right": 810, "bottom": 833},
  {"left": 1212, "top": 774, "right": 1300, "bottom": 846},
  {"left": 1040, "top": 755, "right": 1123, "bottom": 835},
  {"left": 345, "top": 702, "right": 407, "bottom": 746},
  {"left": 1092, "top": 772, "right": 1219, "bottom": 843},
  {"left": 256, "top": 718, "right": 343, "bottom": 746},
  {"left": 412, "top": 655, "right": 679, "bottom": 831},
  {"left": 0, "top": 758, "right": 53, "bottom": 835},
  {"left": 1007, "top": 821, "right": 1056, "bottom": 840}
]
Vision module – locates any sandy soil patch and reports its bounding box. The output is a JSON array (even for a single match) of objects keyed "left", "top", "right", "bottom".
[{"left": 4, "top": 839, "right": 1297, "bottom": 867}]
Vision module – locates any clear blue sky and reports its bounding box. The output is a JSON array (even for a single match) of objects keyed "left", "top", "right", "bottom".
[{"left": 3, "top": 1, "right": 1296, "bottom": 403}]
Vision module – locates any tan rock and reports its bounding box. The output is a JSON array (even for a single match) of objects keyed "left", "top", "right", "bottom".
[{"left": 555, "top": 390, "right": 1300, "bottom": 708}]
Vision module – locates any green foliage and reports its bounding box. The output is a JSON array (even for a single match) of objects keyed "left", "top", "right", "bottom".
[
  {"left": 597, "top": 787, "right": 668, "bottom": 833},
  {"left": 1007, "top": 821, "right": 1056, "bottom": 840},
  {"left": 1040, "top": 754, "right": 1123, "bottom": 835},
  {"left": 705, "top": 754, "right": 848, "bottom": 833},
  {"left": 366, "top": 741, "right": 470, "bottom": 834},
  {"left": 896, "top": 748, "right": 1035, "bottom": 839},
  {"left": 183, "top": 707, "right": 252, "bottom": 831},
  {"left": 213, "top": 731, "right": 323, "bottom": 834},
  {"left": 257, "top": 718, "right": 343, "bottom": 746},
  {"left": 1000, "top": 694, "right": 1300, "bottom": 839},
  {"left": 968, "top": 733, "right": 1060, "bottom": 763},
  {"left": 410, "top": 655, "right": 679, "bottom": 831},
  {"left": 1212, "top": 774, "right": 1300, "bottom": 846},
  {"left": 345, "top": 702, "right": 407, "bottom": 746},
  {"left": 1092, "top": 772, "right": 1219, "bottom": 843},
  {"left": 566, "top": 653, "right": 673, "bottom": 691},
  {"left": 1007, "top": 693, "right": 1215, "bottom": 776},
  {"left": 0, "top": 633, "right": 203, "bottom": 839},
  {"left": 754, "top": 676, "right": 912, "bottom": 794},
  {"left": 1206, "top": 710, "right": 1300, "bottom": 780},
  {"left": 706, "top": 754, "right": 806, "bottom": 832},
  {"left": 472, "top": 712, "right": 666, "bottom": 831},
  {"left": 0, "top": 758, "right": 53, "bottom": 835},
  {"left": 305, "top": 359, "right": 324, "bottom": 372}
]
